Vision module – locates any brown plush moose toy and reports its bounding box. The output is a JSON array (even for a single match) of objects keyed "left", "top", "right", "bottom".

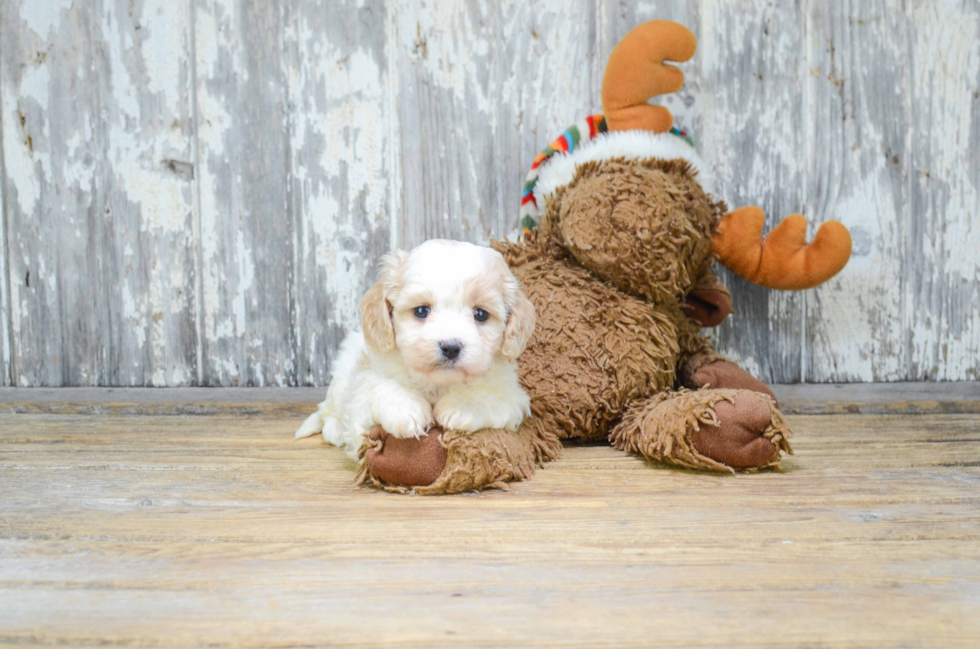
[{"left": 361, "top": 20, "right": 852, "bottom": 494}]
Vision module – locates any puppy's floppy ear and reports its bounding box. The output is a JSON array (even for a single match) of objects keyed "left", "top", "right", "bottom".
[
  {"left": 360, "top": 250, "right": 407, "bottom": 353},
  {"left": 500, "top": 270, "right": 536, "bottom": 361}
]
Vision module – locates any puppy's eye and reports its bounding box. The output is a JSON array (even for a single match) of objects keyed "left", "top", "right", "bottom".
[
  {"left": 473, "top": 308, "right": 489, "bottom": 323},
  {"left": 413, "top": 306, "right": 430, "bottom": 319}
]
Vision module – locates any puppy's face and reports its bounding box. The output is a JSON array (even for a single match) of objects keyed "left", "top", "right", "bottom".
[{"left": 360, "top": 240, "right": 534, "bottom": 385}]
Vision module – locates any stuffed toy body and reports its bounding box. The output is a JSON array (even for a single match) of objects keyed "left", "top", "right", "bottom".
[{"left": 360, "top": 21, "right": 851, "bottom": 494}]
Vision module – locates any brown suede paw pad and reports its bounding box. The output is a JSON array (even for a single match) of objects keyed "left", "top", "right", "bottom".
[
  {"left": 359, "top": 425, "right": 448, "bottom": 488},
  {"left": 691, "top": 361, "right": 778, "bottom": 404},
  {"left": 691, "top": 397, "right": 779, "bottom": 469}
]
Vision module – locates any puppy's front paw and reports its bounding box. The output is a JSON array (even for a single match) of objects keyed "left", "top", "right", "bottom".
[
  {"left": 433, "top": 396, "right": 482, "bottom": 432},
  {"left": 377, "top": 393, "right": 433, "bottom": 439},
  {"left": 434, "top": 391, "right": 528, "bottom": 432}
]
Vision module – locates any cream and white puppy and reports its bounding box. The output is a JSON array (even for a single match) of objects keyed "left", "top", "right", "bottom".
[{"left": 294, "top": 240, "right": 535, "bottom": 459}]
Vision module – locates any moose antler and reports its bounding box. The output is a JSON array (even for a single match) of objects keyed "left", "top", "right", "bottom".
[
  {"left": 601, "top": 20, "right": 697, "bottom": 133},
  {"left": 600, "top": 20, "right": 852, "bottom": 288},
  {"left": 713, "top": 207, "right": 852, "bottom": 290}
]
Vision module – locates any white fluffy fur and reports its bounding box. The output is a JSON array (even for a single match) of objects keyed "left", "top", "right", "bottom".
[
  {"left": 295, "top": 240, "right": 533, "bottom": 460},
  {"left": 533, "top": 130, "right": 716, "bottom": 205}
]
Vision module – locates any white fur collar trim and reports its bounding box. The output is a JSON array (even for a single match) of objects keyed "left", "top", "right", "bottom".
[{"left": 532, "top": 130, "right": 716, "bottom": 209}]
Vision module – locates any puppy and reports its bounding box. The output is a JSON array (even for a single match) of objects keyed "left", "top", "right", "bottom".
[{"left": 295, "top": 239, "right": 535, "bottom": 460}]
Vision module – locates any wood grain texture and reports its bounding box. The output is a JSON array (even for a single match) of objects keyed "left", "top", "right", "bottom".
[
  {"left": 1, "top": 0, "right": 106, "bottom": 387},
  {"left": 1, "top": 410, "right": 979, "bottom": 647},
  {"left": 283, "top": 0, "right": 393, "bottom": 386},
  {"left": 0, "top": 0, "right": 977, "bottom": 385},
  {"left": 907, "top": 1, "right": 980, "bottom": 381},
  {"left": 392, "top": 0, "right": 599, "bottom": 247},
  {"left": 0, "top": 82, "right": 9, "bottom": 386},
  {"left": 700, "top": 1, "right": 808, "bottom": 384},
  {"left": 805, "top": 0, "right": 912, "bottom": 382},
  {"left": 0, "top": 0, "right": 200, "bottom": 387},
  {"left": 496, "top": 0, "right": 600, "bottom": 240},
  {"left": 392, "top": 0, "right": 499, "bottom": 245},
  {"left": 2, "top": 383, "right": 979, "bottom": 417},
  {"left": 194, "top": 0, "right": 294, "bottom": 386}
]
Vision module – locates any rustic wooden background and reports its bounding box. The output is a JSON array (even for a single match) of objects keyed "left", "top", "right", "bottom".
[{"left": 0, "top": 0, "right": 977, "bottom": 387}]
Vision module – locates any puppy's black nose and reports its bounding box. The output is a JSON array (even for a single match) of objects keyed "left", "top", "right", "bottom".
[{"left": 439, "top": 340, "right": 463, "bottom": 362}]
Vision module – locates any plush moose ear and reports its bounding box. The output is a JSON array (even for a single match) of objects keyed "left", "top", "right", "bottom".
[
  {"left": 682, "top": 265, "right": 732, "bottom": 327},
  {"left": 684, "top": 285, "right": 732, "bottom": 327},
  {"left": 501, "top": 288, "right": 536, "bottom": 362},
  {"left": 359, "top": 251, "right": 407, "bottom": 353}
]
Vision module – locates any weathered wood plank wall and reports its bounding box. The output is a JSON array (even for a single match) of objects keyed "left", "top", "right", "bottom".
[
  {"left": 1, "top": 0, "right": 200, "bottom": 387},
  {"left": 1, "top": 0, "right": 977, "bottom": 386}
]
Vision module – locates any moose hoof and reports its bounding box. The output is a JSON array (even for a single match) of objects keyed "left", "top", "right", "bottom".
[
  {"left": 691, "top": 396, "right": 780, "bottom": 469},
  {"left": 363, "top": 425, "right": 448, "bottom": 487}
]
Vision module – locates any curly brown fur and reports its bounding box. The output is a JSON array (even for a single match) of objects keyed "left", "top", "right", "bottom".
[
  {"left": 609, "top": 388, "right": 793, "bottom": 473},
  {"left": 539, "top": 158, "right": 727, "bottom": 304},
  {"left": 372, "top": 155, "right": 791, "bottom": 493},
  {"left": 495, "top": 238, "right": 682, "bottom": 440},
  {"left": 492, "top": 158, "right": 742, "bottom": 447},
  {"left": 357, "top": 421, "right": 562, "bottom": 495}
]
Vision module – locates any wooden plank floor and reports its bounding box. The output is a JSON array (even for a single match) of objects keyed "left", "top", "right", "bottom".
[{"left": 2, "top": 402, "right": 979, "bottom": 647}]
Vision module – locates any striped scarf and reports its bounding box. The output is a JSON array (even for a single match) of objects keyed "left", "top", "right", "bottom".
[
  {"left": 520, "top": 114, "right": 607, "bottom": 235},
  {"left": 519, "top": 116, "right": 693, "bottom": 236}
]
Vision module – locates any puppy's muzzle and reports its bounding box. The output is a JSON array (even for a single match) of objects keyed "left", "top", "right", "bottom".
[{"left": 439, "top": 340, "right": 463, "bottom": 363}]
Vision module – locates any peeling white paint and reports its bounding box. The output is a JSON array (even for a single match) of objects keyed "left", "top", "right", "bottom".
[
  {"left": 104, "top": 0, "right": 190, "bottom": 236},
  {"left": 140, "top": 1, "right": 187, "bottom": 107},
  {"left": 699, "top": 0, "right": 808, "bottom": 382},
  {"left": 0, "top": 153, "right": 9, "bottom": 385},
  {"left": 303, "top": 43, "right": 387, "bottom": 331},
  {"left": 61, "top": 131, "right": 95, "bottom": 194},
  {"left": 397, "top": 1, "right": 494, "bottom": 116},
  {"left": 815, "top": 172, "right": 907, "bottom": 381},
  {"left": 122, "top": 283, "right": 148, "bottom": 351},
  {"left": 195, "top": 0, "right": 249, "bottom": 385},
  {"left": 20, "top": 0, "right": 73, "bottom": 39},
  {"left": 281, "top": 2, "right": 395, "bottom": 384},
  {"left": 1, "top": 0, "right": 977, "bottom": 385},
  {"left": 2, "top": 62, "right": 50, "bottom": 217},
  {"left": 908, "top": 1, "right": 980, "bottom": 381}
]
